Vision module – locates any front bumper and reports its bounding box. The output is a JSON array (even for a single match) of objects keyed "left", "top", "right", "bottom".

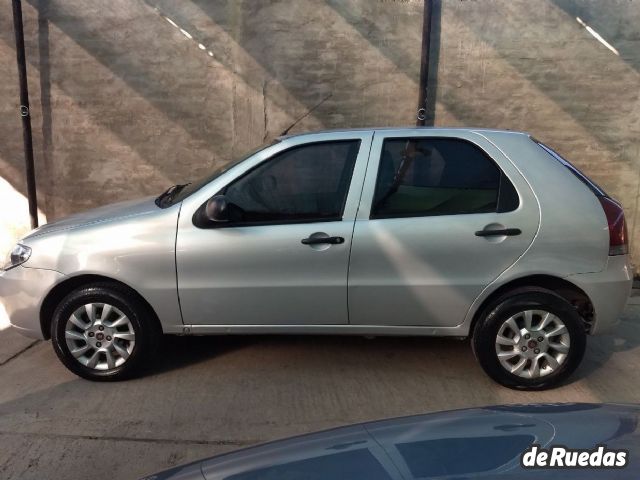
[
  {"left": 0, "top": 266, "right": 65, "bottom": 339},
  {"left": 567, "top": 255, "right": 633, "bottom": 334}
]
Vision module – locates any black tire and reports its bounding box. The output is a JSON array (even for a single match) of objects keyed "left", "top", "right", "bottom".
[
  {"left": 51, "top": 282, "right": 161, "bottom": 381},
  {"left": 472, "top": 289, "right": 586, "bottom": 390}
]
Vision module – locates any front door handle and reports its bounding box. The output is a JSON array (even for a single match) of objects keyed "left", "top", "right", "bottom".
[
  {"left": 475, "top": 228, "right": 522, "bottom": 237},
  {"left": 301, "top": 236, "right": 345, "bottom": 245}
]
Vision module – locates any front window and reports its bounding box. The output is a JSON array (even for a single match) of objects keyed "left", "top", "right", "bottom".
[{"left": 221, "top": 140, "right": 361, "bottom": 225}]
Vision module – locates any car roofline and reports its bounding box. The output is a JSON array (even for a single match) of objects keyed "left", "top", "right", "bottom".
[{"left": 278, "top": 126, "right": 531, "bottom": 141}]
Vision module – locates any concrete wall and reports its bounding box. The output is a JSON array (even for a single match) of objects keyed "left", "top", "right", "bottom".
[{"left": 1, "top": 0, "right": 639, "bottom": 266}]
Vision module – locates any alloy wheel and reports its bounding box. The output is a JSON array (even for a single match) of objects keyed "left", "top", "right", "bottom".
[
  {"left": 64, "top": 303, "right": 136, "bottom": 370},
  {"left": 494, "top": 309, "right": 570, "bottom": 379}
]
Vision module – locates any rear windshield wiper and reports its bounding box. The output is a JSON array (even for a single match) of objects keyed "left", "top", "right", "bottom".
[{"left": 155, "top": 183, "right": 189, "bottom": 208}]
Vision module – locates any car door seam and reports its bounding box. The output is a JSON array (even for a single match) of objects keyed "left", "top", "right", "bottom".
[
  {"left": 174, "top": 201, "right": 186, "bottom": 326},
  {"left": 472, "top": 132, "right": 543, "bottom": 260},
  {"left": 462, "top": 132, "right": 543, "bottom": 328},
  {"left": 346, "top": 131, "right": 376, "bottom": 326}
]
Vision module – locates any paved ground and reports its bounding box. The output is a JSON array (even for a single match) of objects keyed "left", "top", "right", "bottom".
[{"left": 1, "top": 301, "right": 640, "bottom": 480}]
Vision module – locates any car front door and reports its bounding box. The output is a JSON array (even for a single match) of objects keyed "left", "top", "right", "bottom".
[
  {"left": 348, "top": 130, "right": 539, "bottom": 328},
  {"left": 176, "top": 132, "right": 373, "bottom": 327}
]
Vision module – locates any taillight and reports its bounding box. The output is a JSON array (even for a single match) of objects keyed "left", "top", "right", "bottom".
[{"left": 598, "top": 196, "right": 628, "bottom": 255}]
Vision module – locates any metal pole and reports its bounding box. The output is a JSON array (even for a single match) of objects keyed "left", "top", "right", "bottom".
[
  {"left": 12, "top": 0, "right": 39, "bottom": 228},
  {"left": 416, "top": 0, "right": 433, "bottom": 126}
]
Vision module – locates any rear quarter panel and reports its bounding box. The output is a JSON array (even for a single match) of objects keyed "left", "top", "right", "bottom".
[
  {"left": 478, "top": 131, "right": 609, "bottom": 276},
  {"left": 463, "top": 131, "right": 610, "bottom": 330}
]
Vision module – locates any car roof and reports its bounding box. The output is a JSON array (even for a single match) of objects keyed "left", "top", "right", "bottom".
[
  {"left": 177, "top": 403, "right": 639, "bottom": 480},
  {"left": 279, "top": 126, "right": 531, "bottom": 140}
]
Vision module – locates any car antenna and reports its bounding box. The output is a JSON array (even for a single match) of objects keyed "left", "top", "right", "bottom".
[{"left": 279, "top": 93, "right": 332, "bottom": 137}]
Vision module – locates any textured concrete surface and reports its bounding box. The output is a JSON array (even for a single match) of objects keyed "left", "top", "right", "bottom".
[
  {"left": 433, "top": 0, "right": 640, "bottom": 266},
  {"left": 0, "top": 325, "right": 37, "bottom": 365},
  {"left": 0, "top": 0, "right": 422, "bottom": 219},
  {"left": 0, "top": 302, "right": 639, "bottom": 479},
  {"left": 1, "top": 0, "right": 639, "bottom": 266}
]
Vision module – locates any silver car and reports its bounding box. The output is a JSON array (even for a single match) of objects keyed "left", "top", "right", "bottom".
[{"left": 0, "top": 128, "right": 632, "bottom": 389}]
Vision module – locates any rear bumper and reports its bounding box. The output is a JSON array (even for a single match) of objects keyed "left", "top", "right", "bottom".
[
  {"left": 0, "top": 266, "right": 65, "bottom": 340},
  {"left": 567, "top": 255, "right": 632, "bottom": 334}
]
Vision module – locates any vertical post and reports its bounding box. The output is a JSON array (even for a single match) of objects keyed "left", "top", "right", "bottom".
[
  {"left": 12, "top": 0, "right": 39, "bottom": 228},
  {"left": 416, "top": 0, "right": 433, "bottom": 126}
]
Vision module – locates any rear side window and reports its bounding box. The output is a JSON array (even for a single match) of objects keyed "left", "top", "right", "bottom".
[
  {"left": 535, "top": 140, "right": 607, "bottom": 197},
  {"left": 371, "top": 138, "right": 516, "bottom": 219}
]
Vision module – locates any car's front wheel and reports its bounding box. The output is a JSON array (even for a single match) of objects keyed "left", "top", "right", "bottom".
[
  {"left": 51, "top": 283, "right": 160, "bottom": 381},
  {"left": 472, "top": 289, "right": 586, "bottom": 390}
]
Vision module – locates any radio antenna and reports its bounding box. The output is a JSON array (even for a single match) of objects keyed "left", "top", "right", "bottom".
[{"left": 280, "top": 93, "right": 332, "bottom": 136}]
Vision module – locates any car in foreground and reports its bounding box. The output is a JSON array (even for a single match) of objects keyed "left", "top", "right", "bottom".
[
  {"left": 140, "top": 403, "right": 640, "bottom": 479},
  {"left": 0, "top": 128, "right": 632, "bottom": 388}
]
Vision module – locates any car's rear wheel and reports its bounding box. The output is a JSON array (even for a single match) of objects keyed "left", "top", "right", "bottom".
[
  {"left": 472, "top": 289, "right": 586, "bottom": 390},
  {"left": 51, "top": 283, "right": 160, "bottom": 381}
]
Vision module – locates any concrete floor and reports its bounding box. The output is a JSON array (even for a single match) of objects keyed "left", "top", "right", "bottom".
[{"left": 1, "top": 303, "right": 639, "bottom": 480}]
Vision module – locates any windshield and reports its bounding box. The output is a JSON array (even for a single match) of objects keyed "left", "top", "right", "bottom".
[{"left": 158, "top": 140, "right": 279, "bottom": 207}]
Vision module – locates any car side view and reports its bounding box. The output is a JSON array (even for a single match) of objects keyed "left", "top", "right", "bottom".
[{"left": 0, "top": 128, "right": 632, "bottom": 389}]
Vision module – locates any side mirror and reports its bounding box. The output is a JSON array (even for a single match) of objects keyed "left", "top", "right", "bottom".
[{"left": 204, "top": 195, "right": 230, "bottom": 223}]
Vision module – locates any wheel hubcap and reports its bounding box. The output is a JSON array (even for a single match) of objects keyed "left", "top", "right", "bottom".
[
  {"left": 495, "top": 309, "right": 570, "bottom": 379},
  {"left": 64, "top": 303, "right": 136, "bottom": 371}
]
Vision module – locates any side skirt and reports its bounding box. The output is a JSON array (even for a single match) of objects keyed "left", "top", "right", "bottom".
[{"left": 162, "top": 324, "right": 471, "bottom": 337}]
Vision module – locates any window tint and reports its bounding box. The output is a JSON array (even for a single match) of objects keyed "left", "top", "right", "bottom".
[
  {"left": 396, "top": 435, "right": 534, "bottom": 478},
  {"left": 224, "top": 449, "right": 393, "bottom": 480},
  {"left": 371, "top": 138, "right": 502, "bottom": 218},
  {"left": 498, "top": 172, "right": 519, "bottom": 213},
  {"left": 223, "top": 140, "right": 360, "bottom": 225}
]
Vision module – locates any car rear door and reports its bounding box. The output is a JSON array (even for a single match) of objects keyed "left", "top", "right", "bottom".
[
  {"left": 348, "top": 129, "right": 539, "bottom": 328},
  {"left": 176, "top": 131, "right": 373, "bottom": 327}
]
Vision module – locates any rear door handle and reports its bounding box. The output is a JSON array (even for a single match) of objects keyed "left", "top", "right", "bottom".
[
  {"left": 301, "top": 236, "right": 345, "bottom": 245},
  {"left": 475, "top": 228, "right": 522, "bottom": 237}
]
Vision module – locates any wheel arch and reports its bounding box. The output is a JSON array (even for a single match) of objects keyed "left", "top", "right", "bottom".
[
  {"left": 40, "top": 274, "right": 163, "bottom": 340},
  {"left": 469, "top": 274, "right": 595, "bottom": 337}
]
